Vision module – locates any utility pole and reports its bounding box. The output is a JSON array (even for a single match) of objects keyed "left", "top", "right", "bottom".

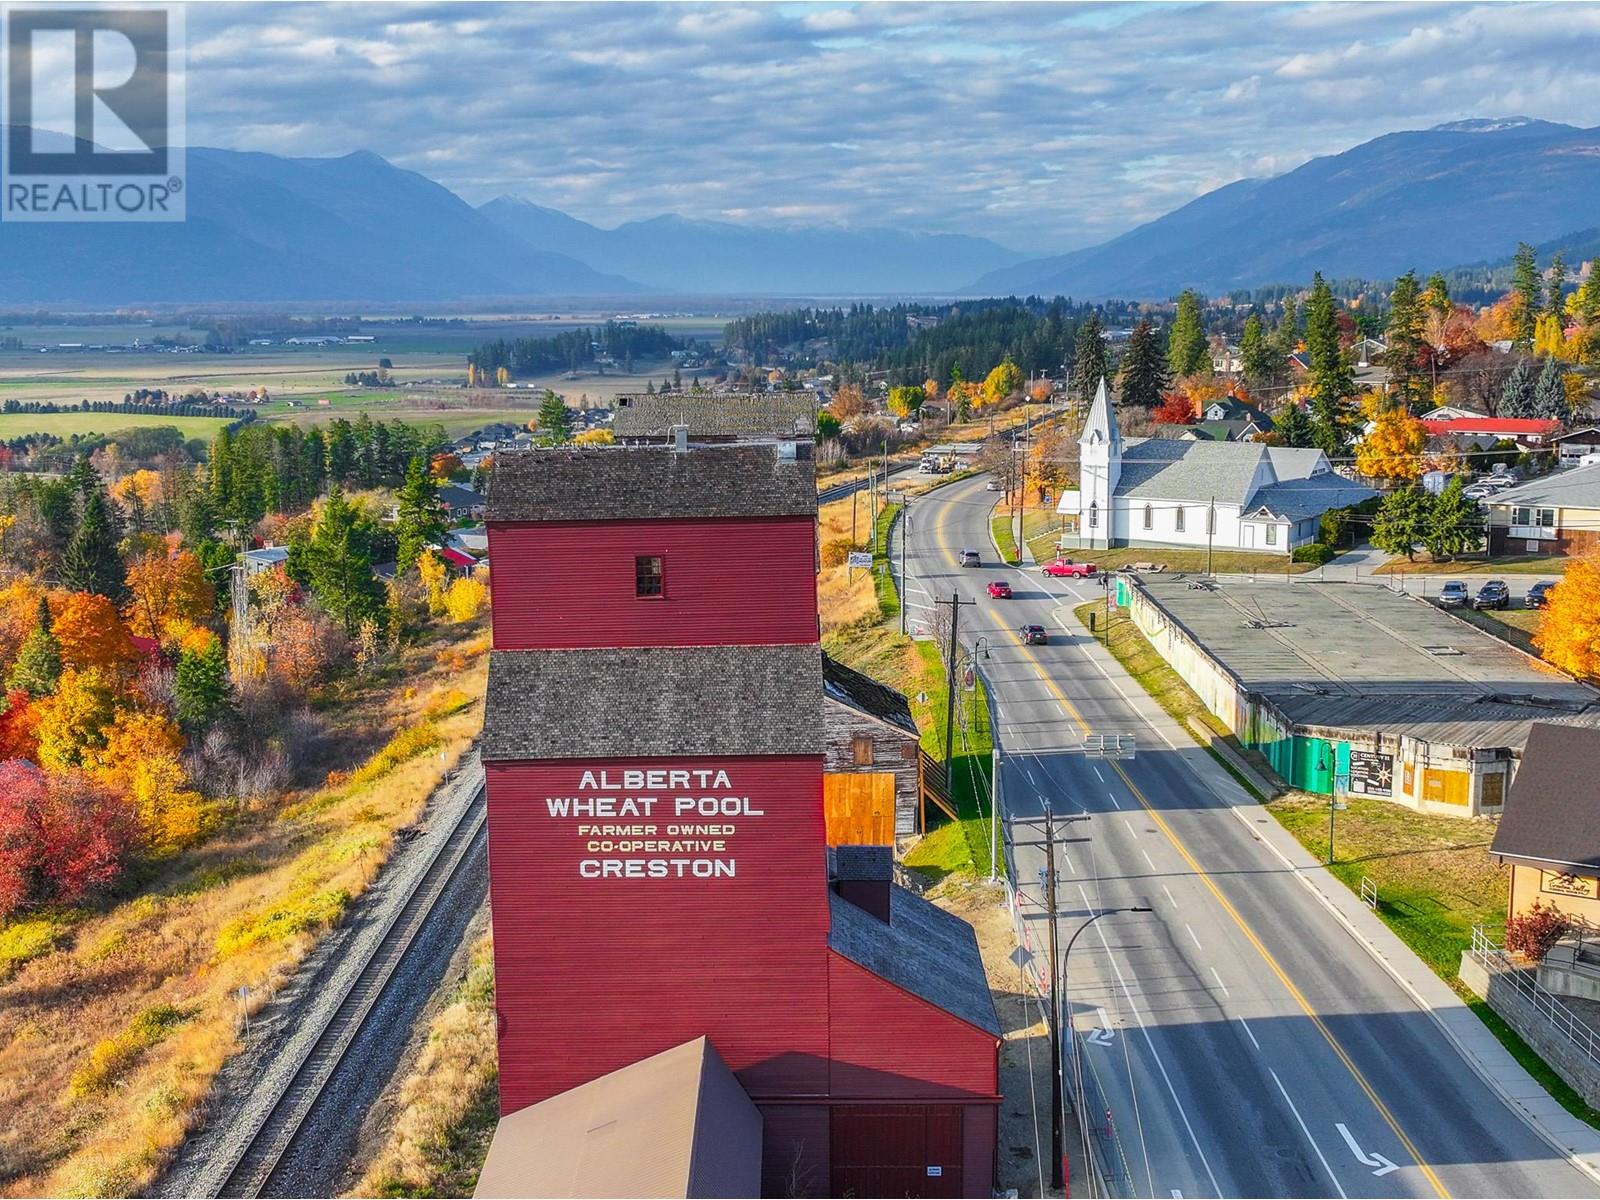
[
  {"left": 1045, "top": 806, "right": 1063, "bottom": 1192},
  {"left": 898, "top": 497, "right": 912, "bottom": 636},
  {"left": 934, "top": 591, "right": 975, "bottom": 775},
  {"left": 1207, "top": 494, "right": 1216, "bottom": 577}
]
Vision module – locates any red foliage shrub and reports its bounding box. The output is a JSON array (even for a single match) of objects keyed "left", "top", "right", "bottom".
[
  {"left": 1153, "top": 393, "right": 1196, "bottom": 424},
  {"left": 0, "top": 761, "right": 138, "bottom": 919},
  {"left": 1505, "top": 900, "right": 1571, "bottom": 962},
  {"left": 0, "top": 689, "right": 41, "bottom": 761}
]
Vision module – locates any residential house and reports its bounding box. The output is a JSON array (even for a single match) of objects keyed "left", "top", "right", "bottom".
[
  {"left": 1485, "top": 463, "right": 1600, "bottom": 556},
  {"left": 243, "top": 545, "right": 289, "bottom": 575},
  {"left": 438, "top": 483, "right": 486, "bottom": 521},
  {"left": 1057, "top": 379, "right": 1375, "bottom": 553},
  {"left": 1553, "top": 426, "right": 1600, "bottom": 468},
  {"left": 1422, "top": 417, "right": 1562, "bottom": 449},
  {"left": 1491, "top": 724, "right": 1600, "bottom": 929}
]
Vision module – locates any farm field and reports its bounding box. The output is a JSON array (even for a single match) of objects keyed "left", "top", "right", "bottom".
[{"left": 0, "top": 412, "right": 233, "bottom": 441}]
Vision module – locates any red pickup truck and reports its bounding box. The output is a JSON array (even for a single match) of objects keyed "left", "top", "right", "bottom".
[{"left": 1042, "top": 559, "right": 1098, "bottom": 579}]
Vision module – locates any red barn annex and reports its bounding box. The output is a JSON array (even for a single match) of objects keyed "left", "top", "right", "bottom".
[{"left": 479, "top": 441, "right": 1000, "bottom": 1197}]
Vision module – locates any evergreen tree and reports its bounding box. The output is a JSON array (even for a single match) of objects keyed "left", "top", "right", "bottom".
[
  {"left": 394, "top": 455, "right": 447, "bottom": 576},
  {"left": 1423, "top": 477, "right": 1482, "bottom": 562},
  {"left": 1370, "top": 487, "right": 1432, "bottom": 561},
  {"left": 1533, "top": 355, "right": 1569, "bottom": 422},
  {"left": 1240, "top": 312, "right": 1283, "bottom": 391},
  {"left": 306, "top": 486, "right": 385, "bottom": 636},
  {"left": 1305, "top": 273, "right": 1353, "bottom": 454},
  {"left": 326, "top": 418, "right": 357, "bottom": 482},
  {"left": 1499, "top": 357, "right": 1536, "bottom": 417},
  {"left": 7, "top": 596, "right": 61, "bottom": 697},
  {"left": 1116, "top": 319, "right": 1169, "bottom": 408},
  {"left": 1273, "top": 401, "right": 1314, "bottom": 448},
  {"left": 174, "top": 638, "right": 232, "bottom": 733},
  {"left": 537, "top": 391, "right": 572, "bottom": 444},
  {"left": 1385, "top": 270, "right": 1424, "bottom": 406},
  {"left": 1071, "top": 312, "right": 1108, "bottom": 408},
  {"left": 1424, "top": 272, "right": 1452, "bottom": 315},
  {"left": 1510, "top": 242, "right": 1540, "bottom": 350},
  {"left": 1546, "top": 252, "right": 1567, "bottom": 320},
  {"left": 1272, "top": 298, "right": 1299, "bottom": 358},
  {"left": 61, "top": 483, "right": 126, "bottom": 600},
  {"left": 1167, "top": 290, "right": 1208, "bottom": 377}
]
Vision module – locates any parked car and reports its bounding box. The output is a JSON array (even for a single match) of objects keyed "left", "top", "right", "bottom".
[
  {"left": 1438, "top": 581, "right": 1470, "bottom": 608},
  {"left": 1461, "top": 484, "right": 1497, "bottom": 501},
  {"left": 959, "top": 549, "right": 981, "bottom": 567},
  {"left": 1472, "top": 580, "right": 1511, "bottom": 610},
  {"left": 1042, "top": 558, "right": 1098, "bottom": 578},
  {"left": 1526, "top": 580, "right": 1557, "bottom": 609},
  {"left": 987, "top": 580, "right": 1013, "bottom": 599},
  {"left": 1020, "top": 623, "right": 1048, "bottom": 645}
]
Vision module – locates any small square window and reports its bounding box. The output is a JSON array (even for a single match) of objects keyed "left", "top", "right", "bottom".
[{"left": 635, "top": 555, "right": 664, "bottom": 597}]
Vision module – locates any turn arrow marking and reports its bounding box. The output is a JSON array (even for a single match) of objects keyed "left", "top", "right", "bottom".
[
  {"left": 1086, "top": 1007, "right": 1115, "bottom": 1045},
  {"left": 1336, "top": 1123, "right": 1399, "bottom": 1177}
]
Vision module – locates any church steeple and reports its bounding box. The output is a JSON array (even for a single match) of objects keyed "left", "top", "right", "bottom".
[
  {"left": 1079, "top": 376, "right": 1121, "bottom": 454},
  {"left": 1077, "top": 377, "right": 1120, "bottom": 549}
]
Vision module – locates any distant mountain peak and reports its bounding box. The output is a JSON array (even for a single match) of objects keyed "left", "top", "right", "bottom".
[{"left": 1430, "top": 116, "right": 1546, "bottom": 133}]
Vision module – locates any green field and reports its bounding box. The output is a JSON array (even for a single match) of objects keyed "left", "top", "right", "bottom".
[{"left": 0, "top": 412, "right": 232, "bottom": 440}]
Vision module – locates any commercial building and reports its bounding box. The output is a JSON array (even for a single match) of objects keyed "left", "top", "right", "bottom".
[
  {"left": 1491, "top": 724, "right": 1600, "bottom": 926},
  {"left": 480, "top": 441, "right": 1000, "bottom": 1197},
  {"left": 1129, "top": 576, "right": 1600, "bottom": 816},
  {"left": 1057, "top": 380, "right": 1374, "bottom": 554}
]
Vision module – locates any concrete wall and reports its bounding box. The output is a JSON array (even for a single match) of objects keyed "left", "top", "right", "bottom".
[{"left": 1460, "top": 951, "right": 1600, "bottom": 1111}]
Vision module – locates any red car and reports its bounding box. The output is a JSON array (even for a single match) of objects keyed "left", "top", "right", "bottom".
[
  {"left": 1042, "top": 559, "right": 1097, "bottom": 579},
  {"left": 987, "top": 580, "right": 1013, "bottom": 599}
]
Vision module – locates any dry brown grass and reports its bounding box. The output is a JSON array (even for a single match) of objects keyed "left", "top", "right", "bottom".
[
  {"left": 351, "top": 931, "right": 498, "bottom": 1199},
  {"left": 0, "top": 621, "right": 488, "bottom": 1199}
]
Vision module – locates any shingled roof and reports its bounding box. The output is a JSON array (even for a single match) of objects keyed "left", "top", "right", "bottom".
[
  {"left": 1491, "top": 724, "right": 1600, "bottom": 872},
  {"left": 612, "top": 391, "right": 817, "bottom": 440},
  {"left": 482, "top": 643, "right": 825, "bottom": 762},
  {"left": 486, "top": 444, "right": 817, "bottom": 523},
  {"left": 822, "top": 653, "right": 918, "bottom": 736}
]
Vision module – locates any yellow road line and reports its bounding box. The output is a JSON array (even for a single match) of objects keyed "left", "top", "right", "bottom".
[{"left": 930, "top": 484, "right": 1450, "bottom": 1199}]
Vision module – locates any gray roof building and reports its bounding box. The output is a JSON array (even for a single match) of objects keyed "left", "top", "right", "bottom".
[
  {"left": 483, "top": 643, "right": 825, "bottom": 762},
  {"left": 1490, "top": 724, "right": 1600, "bottom": 873},
  {"left": 612, "top": 391, "right": 817, "bottom": 442},
  {"left": 1488, "top": 463, "right": 1600, "bottom": 510},
  {"left": 822, "top": 653, "right": 919, "bottom": 736},
  {"left": 486, "top": 444, "right": 817, "bottom": 524}
]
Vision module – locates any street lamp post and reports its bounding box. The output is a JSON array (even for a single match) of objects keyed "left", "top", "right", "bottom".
[{"left": 1057, "top": 905, "right": 1151, "bottom": 1193}]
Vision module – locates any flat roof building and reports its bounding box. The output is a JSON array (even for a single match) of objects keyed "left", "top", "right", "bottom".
[{"left": 1129, "top": 576, "right": 1600, "bottom": 815}]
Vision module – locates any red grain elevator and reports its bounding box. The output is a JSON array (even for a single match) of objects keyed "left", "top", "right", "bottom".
[{"left": 483, "top": 442, "right": 1000, "bottom": 1197}]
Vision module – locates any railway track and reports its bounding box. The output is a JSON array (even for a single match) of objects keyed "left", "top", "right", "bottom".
[
  {"left": 817, "top": 460, "right": 915, "bottom": 505},
  {"left": 210, "top": 783, "right": 488, "bottom": 1199}
]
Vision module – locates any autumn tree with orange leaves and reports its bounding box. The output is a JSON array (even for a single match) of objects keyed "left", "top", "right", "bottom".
[
  {"left": 1534, "top": 551, "right": 1600, "bottom": 681},
  {"left": 1355, "top": 404, "right": 1428, "bottom": 482},
  {"left": 124, "top": 548, "right": 214, "bottom": 646},
  {"left": 52, "top": 592, "right": 136, "bottom": 673}
]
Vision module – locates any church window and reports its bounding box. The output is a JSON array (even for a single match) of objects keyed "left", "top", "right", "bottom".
[
  {"left": 1088, "top": 501, "right": 1099, "bottom": 529},
  {"left": 1174, "top": 507, "right": 1186, "bottom": 533},
  {"left": 1142, "top": 504, "right": 1152, "bottom": 530}
]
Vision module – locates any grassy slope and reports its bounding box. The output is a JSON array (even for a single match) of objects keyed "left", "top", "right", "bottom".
[
  {"left": 0, "top": 412, "right": 231, "bottom": 440},
  {"left": 1377, "top": 553, "right": 1570, "bottom": 575},
  {"left": 1079, "top": 600, "right": 1600, "bottom": 1129}
]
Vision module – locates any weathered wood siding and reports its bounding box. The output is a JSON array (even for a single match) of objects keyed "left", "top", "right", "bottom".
[{"left": 823, "top": 700, "right": 920, "bottom": 837}]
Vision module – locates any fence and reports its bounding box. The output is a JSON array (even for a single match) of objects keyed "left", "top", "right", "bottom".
[{"left": 1468, "top": 925, "right": 1600, "bottom": 1072}]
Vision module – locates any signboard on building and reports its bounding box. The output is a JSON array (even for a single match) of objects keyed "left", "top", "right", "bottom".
[
  {"left": 1348, "top": 750, "right": 1394, "bottom": 797},
  {"left": 1542, "top": 870, "right": 1599, "bottom": 900}
]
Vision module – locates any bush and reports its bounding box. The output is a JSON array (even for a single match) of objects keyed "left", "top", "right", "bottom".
[
  {"left": 1505, "top": 900, "right": 1570, "bottom": 962},
  {"left": 69, "top": 1003, "right": 191, "bottom": 1096},
  {"left": 1291, "top": 542, "right": 1336, "bottom": 565},
  {"left": 820, "top": 537, "right": 863, "bottom": 569}
]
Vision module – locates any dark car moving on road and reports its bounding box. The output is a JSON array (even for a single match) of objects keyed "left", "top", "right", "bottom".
[
  {"left": 1526, "top": 580, "right": 1556, "bottom": 609},
  {"left": 1472, "top": 580, "right": 1511, "bottom": 611},
  {"left": 1438, "top": 581, "right": 1469, "bottom": 609},
  {"left": 1020, "top": 624, "right": 1048, "bottom": 645}
]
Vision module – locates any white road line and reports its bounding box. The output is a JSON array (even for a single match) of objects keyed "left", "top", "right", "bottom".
[
  {"left": 1123, "top": 818, "right": 1137, "bottom": 837},
  {"left": 1161, "top": 884, "right": 1177, "bottom": 907},
  {"left": 1238, "top": 1017, "right": 1261, "bottom": 1051},
  {"left": 1210, "top": 967, "right": 1229, "bottom": 996},
  {"left": 1062, "top": 853, "right": 1075, "bottom": 874},
  {"left": 1142, "top": 849, "right": 1157, "bottom": 871},
  {"left": 1270, "top": 1069, "right": 1348, "bottom": 1200},
  {"left": 1185, "top": 923, "right": 1203, "bottom": 951},
  {"left": 1079, "top": 896, "right": 1224, "bottom": 1199}
]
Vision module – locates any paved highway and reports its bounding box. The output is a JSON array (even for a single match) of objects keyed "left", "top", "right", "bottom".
[{"left": 899, "top": 473, "right": 1597, "bottom": 1200}]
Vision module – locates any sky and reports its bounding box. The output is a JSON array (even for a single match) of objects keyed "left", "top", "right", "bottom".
[{"left": 163, "top": 2, "right": 1600, "bottom": 254}]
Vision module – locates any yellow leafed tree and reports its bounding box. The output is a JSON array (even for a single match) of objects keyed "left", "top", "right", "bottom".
[
  {"left": 1355, "top": 406, "right": 1427, "bottom": 482},
  {"left": 444, "top": 575, "right": 489, "bottom": 623},
  {"left": 87, "top": 708, "right": 204, "bottom": 852},
  {"left": 36, "top": 667, "right": 116, "bottom": 771},
  {"left": 1534, "top": 552, "right": 1600, "bottom": 681}
]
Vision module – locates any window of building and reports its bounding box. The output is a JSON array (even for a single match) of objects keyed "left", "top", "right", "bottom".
[
  {"left": 1143, "top": 504, "right": 1153, "bottom": 530},
  {"left": 1174, "top": 506, "right": 1186, "bottom": 533},
  {"left": 1088, "top": 501, "right": 1099, "bottom": 529},
  {"left": 851, "top": 734, "right": 875, "bottom": 766},
  {"left": 900, "top": 741, "right": 919, "bottom": 761},
  {"left": 1266, "top": 523, "right": 1278, "bottom": 546},
  {"left": 1536, "top": 507, "right": 1556, "bottom": 526},
  {"left": 635, "top": 555, "right": 664, "bottom": 597},
  {"left": 1513, "top": 506, "right": 1531, "bottom": 525}
]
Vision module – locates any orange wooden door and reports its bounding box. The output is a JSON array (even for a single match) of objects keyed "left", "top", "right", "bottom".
[{"left": 823, "top": 773, "right": 896, "bottom": 845}]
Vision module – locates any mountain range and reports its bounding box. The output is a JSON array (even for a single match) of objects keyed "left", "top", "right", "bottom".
[
  {"left": 970, "top": 118, "right": 1600, "bottom": 299},
  {"left": 1, "top": 118, "right": 1598, "bottom": 305}
]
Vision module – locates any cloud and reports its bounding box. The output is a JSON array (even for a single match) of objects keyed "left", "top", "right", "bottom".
[{"left": 179, "top": 2, "right": 1600, "bottom": 254}]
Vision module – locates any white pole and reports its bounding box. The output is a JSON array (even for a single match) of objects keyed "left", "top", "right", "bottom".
[{"left": 990, "top": 747, "right": 1001, "bottom": 882}]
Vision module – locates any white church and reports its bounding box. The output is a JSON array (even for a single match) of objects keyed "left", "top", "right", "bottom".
[{"left": 1057, "top": 380, "right": 1376, "bottom": 553}]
